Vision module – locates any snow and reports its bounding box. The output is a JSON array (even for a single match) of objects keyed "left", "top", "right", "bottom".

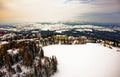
[
  {"left": 55, "top": 30, "right": 67, "bottom": 33},
  {"left": 0, "top": 41, "right": 9, "bottom": 44},
  {"left": 43, "top": 43, "right": 120, "bottom": 77},
  {"left": 76, "top": 29, "right": 93, "bottom": 32},
  {"left": 13, "top": 23, "right": 116, "bottom": 32},
  {"left": 7, "top": 49, "right": 19, "bottom": 55}
]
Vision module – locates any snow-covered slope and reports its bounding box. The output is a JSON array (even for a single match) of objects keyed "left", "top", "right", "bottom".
[
  {"left": 43, "top": 43, "right": 120, "bottom": 77},
  {"left": 13, "top": 23, "right": 116, "bottom": 32}
]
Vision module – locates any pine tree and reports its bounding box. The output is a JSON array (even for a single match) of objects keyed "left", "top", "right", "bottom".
[
  {"left": 40, "top": 48, "right": 44, "bottom": 58},
  {"left": 16, "top": 65, "right": 22, "bottom": 73}
]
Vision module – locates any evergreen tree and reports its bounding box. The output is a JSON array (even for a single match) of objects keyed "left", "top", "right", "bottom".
[
  {"left": 16, "top": 65, "right": 22, "bottom": 73},
  {"left": 40, "top": 48, "right": 44, "bottom": 58}
]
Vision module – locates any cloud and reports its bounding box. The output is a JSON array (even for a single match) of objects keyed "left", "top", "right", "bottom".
[
  {"left": 0, "top": 0, "right": 92, "bottom": 22},
  {"left": 0, "top": 4, "right": 4, "bottom": 10},
  {"left": 63, "top": 0, "right": 120, "bottom": 23},
  {"left": 77, "top": 12, "right": 120, "bottom": 23},
  {"left": 0, "top": 0, "right": 7, "bottom": 10},
  {"left": 64, "top": 0, "right": 120, "bottom": 11},
  {"left": 0, "top": 0, "right": 120, "bottom": 23},
  {"left": 64, "top": 0, "right": 95, "bottom": 4}
]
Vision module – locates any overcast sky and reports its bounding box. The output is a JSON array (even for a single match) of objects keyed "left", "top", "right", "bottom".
[{"left": 0, "top": 0, "right": 120, "bottom": 23}]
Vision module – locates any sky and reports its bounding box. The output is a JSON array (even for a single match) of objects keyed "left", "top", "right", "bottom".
[{"left": 0, "top": 0, "right": 120, "bottom": 23}]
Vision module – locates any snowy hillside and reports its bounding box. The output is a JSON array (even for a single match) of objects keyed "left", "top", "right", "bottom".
[
  {"left": 43, "top": 43, "right": 120, "bottom": 77},
  {"left": 14, "top": 23, "right": 116, "bottom": 32}
]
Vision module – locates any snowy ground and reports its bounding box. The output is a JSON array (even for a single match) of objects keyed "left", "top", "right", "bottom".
[{"left": 43, "top": 43, "right": 120, "bottom": 77}]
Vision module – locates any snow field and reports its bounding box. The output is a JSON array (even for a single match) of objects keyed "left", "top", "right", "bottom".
[{"left": 43, "top": 43, "right": 120, "bottom": 77}]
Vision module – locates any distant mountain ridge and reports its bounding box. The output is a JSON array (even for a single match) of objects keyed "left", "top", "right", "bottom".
[{"left": 0, "top": 22, "right": 120, "bottom": 27}]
